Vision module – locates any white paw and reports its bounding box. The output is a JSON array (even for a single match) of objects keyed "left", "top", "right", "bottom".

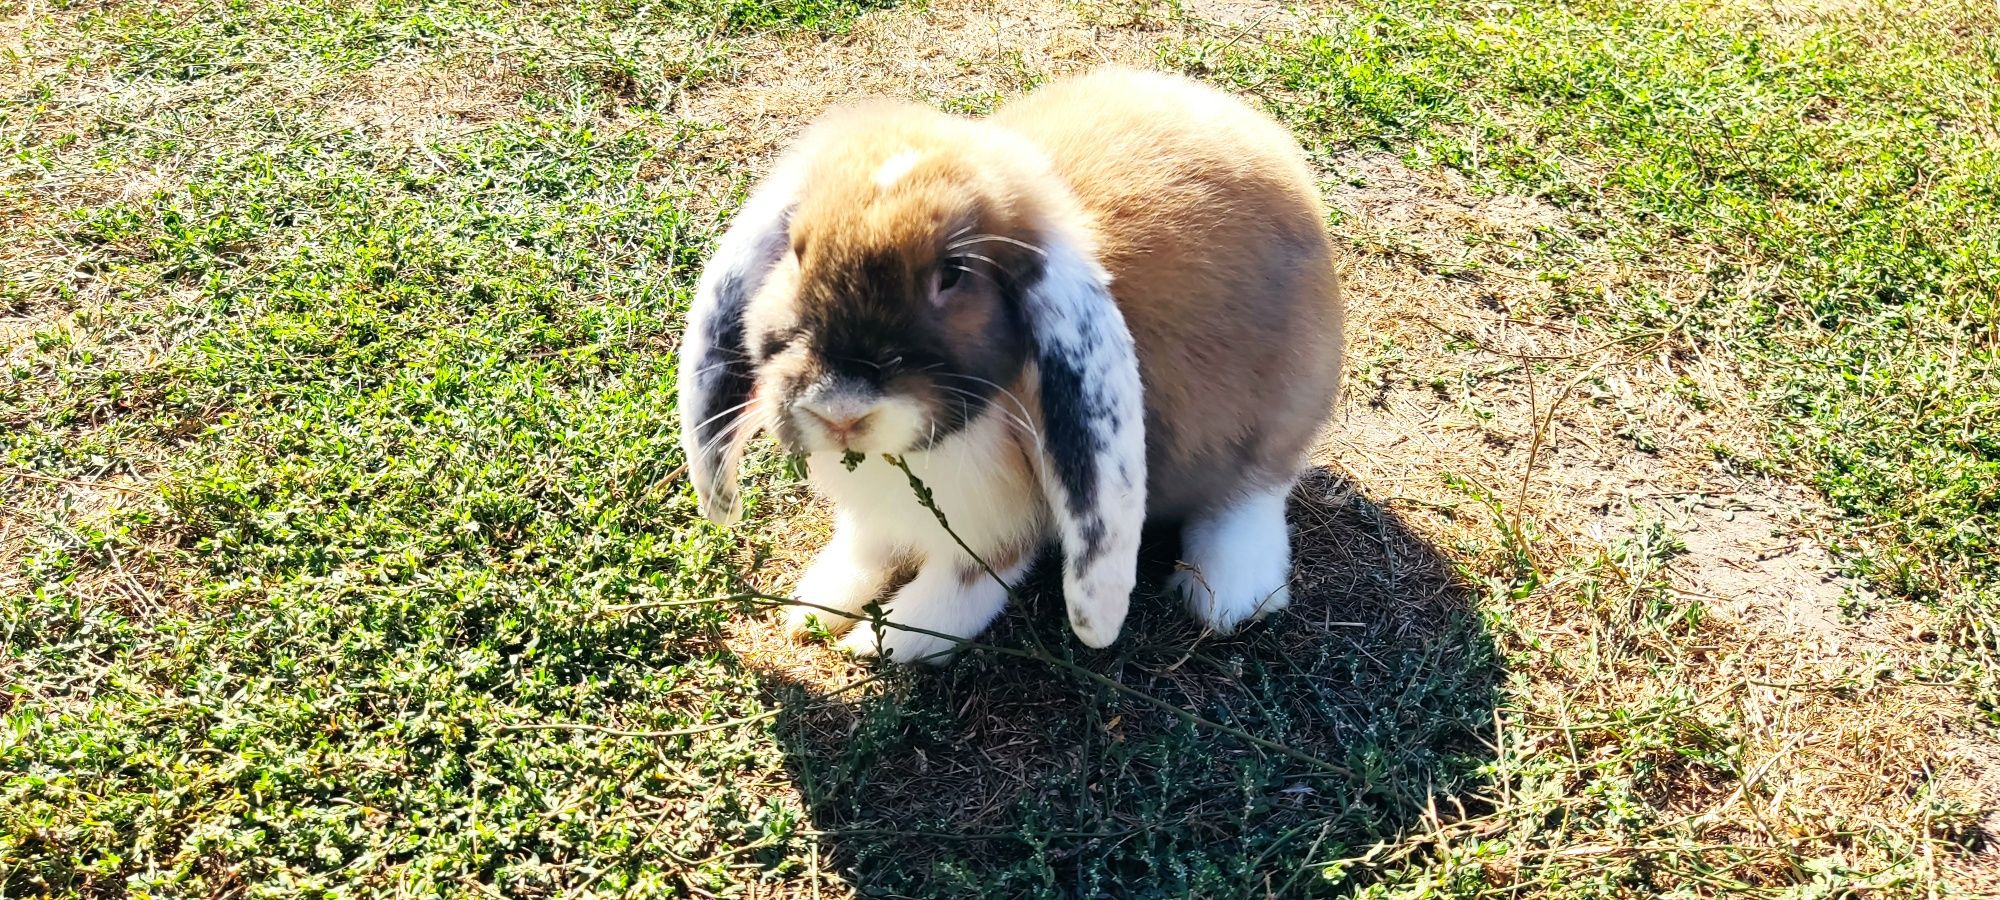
[
  {"left": 830, "top": 556, "right": 1020, "bottom": 665},
  {"left": 784, "top": 532, "right": 892, "bottom": 639},
  {"left": 1167, "top": 566, "right": 1291, "bottom": 634},
  {"left": 1172, "top": 485, "right": 1295, "bottom": 634},
  {"left": 783, "top": 603, "right": 862, "bottom": 639},
  {"left": 836, "top": 619, "right": 963, "bottom": 665}
]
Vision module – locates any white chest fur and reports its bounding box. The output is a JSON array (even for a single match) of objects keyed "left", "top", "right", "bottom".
[{"left": 805, "top": 412, "right": 1048, "bottom": 566}]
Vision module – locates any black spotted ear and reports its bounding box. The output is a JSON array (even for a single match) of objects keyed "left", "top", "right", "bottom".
[
  {"left": 678, "top": 160, "right": 805, "bottom": 525},
  {"left": 1021, "top": 237, "right": 1147, "bottom": 648}
]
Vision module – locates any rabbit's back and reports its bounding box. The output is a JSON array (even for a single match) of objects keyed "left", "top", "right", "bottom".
[{"left": 992, "top": 68, "right": 1344, "bottom": 518}]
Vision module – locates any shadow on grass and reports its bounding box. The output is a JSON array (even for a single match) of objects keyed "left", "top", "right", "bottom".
[{"left": 759, "top": 466, "right": 1501, "bottom": 898}]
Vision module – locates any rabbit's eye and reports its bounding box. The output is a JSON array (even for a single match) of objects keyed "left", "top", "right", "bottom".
[{"left": 935, "top": 261, "right": 965, "bottom": 293}]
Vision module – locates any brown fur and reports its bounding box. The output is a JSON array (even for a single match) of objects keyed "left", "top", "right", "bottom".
[
  {"left": 742, "top": 103, "right": 1050, "bottom": 454},
  {"left": 993, "top": 68, "right": 1345, "bottom": 517},
  {"left": 742, "top": 67, "right": 1344, "bottom": 520}
]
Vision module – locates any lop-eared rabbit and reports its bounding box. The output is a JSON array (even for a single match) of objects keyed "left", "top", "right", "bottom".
[{"left": 680, "top": 67, "right": 1344, "bottom": 663}]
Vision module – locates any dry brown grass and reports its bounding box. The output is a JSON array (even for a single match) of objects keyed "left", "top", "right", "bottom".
[{"left": 1315, "top": 147, "right": 2000, "bottom": 886}]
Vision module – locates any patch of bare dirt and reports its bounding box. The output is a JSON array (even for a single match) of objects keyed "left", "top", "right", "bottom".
[
  {"left": 1315, "top": 143, "right": 1998, "bottom": 881},
  {"left": 668, "top": 0, "right": 1261, "bottom": 206},
  {"left": 327, "top": 54, "right": 529, "bottom": 146},
  {"left": 1649, "top": 486, "right": 1861, "bottom": 647},
  {"left": 0, "top": 0, "right": 41, "bottom": 50}
]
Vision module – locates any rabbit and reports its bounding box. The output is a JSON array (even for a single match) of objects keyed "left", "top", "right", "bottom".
[{"left": 678, "top": 66, "right": 1344, "bottom": 663}]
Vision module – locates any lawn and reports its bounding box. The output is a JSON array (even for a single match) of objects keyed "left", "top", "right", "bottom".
[{"left": 3, "top": 0, "right": 1996, "bottom": 897}]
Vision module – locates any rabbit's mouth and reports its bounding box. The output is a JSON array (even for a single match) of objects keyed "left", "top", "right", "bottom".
[{"left": 777, "top": 378, "right": 933, "bottom": 457}]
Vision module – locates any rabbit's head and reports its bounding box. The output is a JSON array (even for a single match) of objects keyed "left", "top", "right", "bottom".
[
  {"left": 739, "top": 107, "right": 1054, "bottom": 460},
  {"left": 679, "top": 100, "right": 1147, "bottom": 647}
]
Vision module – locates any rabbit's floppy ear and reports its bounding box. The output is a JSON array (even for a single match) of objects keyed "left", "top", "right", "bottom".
[
  {"left": 1022, "top": 238, "right": 1147, "bottom": 648},
  {"left": 678, "top": 158, "right": 805, "bottom": 526}
]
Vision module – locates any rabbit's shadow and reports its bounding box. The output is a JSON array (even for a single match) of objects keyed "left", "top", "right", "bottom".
[{"left": 758, "top": 466, "right": 1500, "bottom": 897}]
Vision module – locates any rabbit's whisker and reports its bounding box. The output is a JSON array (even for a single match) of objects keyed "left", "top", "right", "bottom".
[
  {"left": 946, "top": 233, "right": 1048, "bottom": 257},
  {"left": 950, "top": 252, "right": 1018, "bottom": 283},
  {"left": 935, "top": 385, "right": 1037, "bottom": 447},
  {"left": 690, "top": 397, "right": 759, "bottom": 437},
  {"left": 936, "top": 374, "right": 1038, "bottom": 435},
  {"left": 700, "top": 406, "right": 768, "bottom": 460}
]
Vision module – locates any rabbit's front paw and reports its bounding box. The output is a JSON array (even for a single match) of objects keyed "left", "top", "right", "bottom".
[
  {"left": 833, "top": 558, "right": 1022, "bottom": 665},
  {"left": 784, "top": 532, "right": 894, "bottom": 639},
  {"left": 836, "top": 618, "right": 960, "bottom": 665},
  {"left": 784, "top": 573, "right": 875, "bottom": 639}
]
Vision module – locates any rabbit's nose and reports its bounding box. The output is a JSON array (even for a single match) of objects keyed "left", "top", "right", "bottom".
[
  {"left": 796, "top": 385, "right": 880, "bottom": 446},
  {"left": 795, "top": 372, "right": 887, "bottom": 448},
  {"left": 802, "top": 406, "right": 875, "bottom": 443}
]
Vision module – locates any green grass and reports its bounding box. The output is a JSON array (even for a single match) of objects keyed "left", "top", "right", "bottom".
[
  {"left": 4, "top": 0, "right": 1997, "bottom": 896},
  {"left": 1179, "top": 0, "right": 2000, "bottom": 711},
  {"left": 1, "top": 1, "right": 885, "bottom": 895}
]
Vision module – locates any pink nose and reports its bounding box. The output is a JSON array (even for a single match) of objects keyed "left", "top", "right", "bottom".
[{"left": 804, "top": 408, "right": 873, "bottom": 443}]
